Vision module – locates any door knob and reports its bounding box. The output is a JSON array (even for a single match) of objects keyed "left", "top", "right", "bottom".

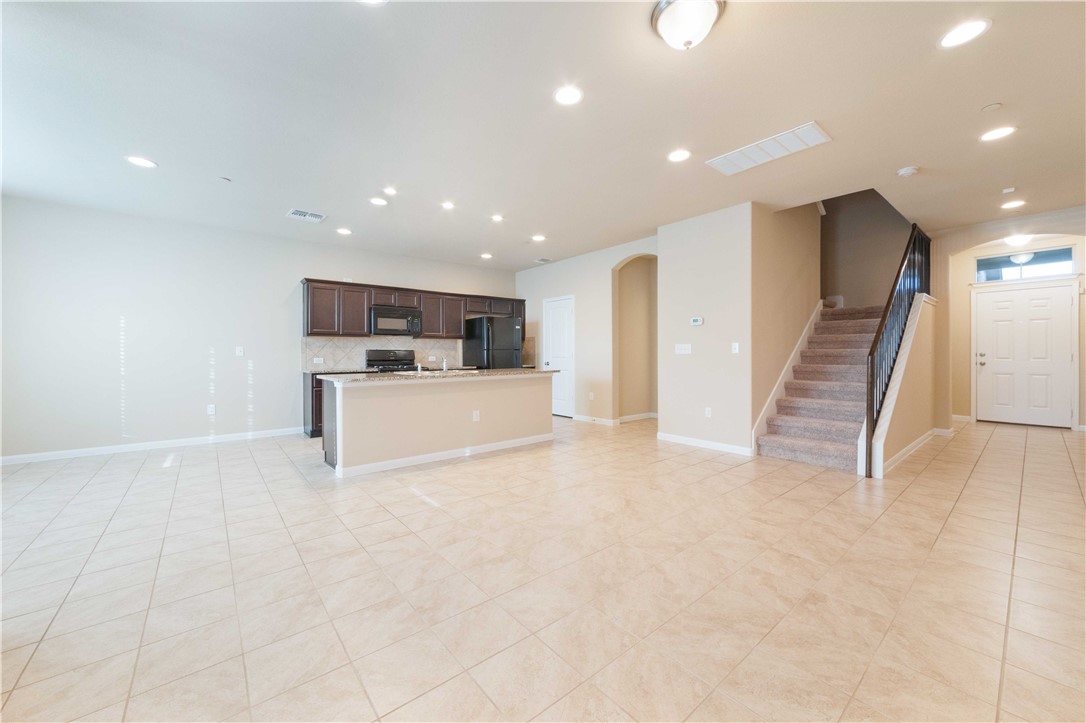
[
  {"left": 545, "top": 361, "right": 550, "bottom": 366},
  {"left": 978, "top": 353, "right": 986, "bottom": 357},
  {"left": 979, "top": 361, "right": 986, "bottom": 366}
]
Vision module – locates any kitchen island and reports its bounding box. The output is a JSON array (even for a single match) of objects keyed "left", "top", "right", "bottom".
[{"left": 318, "top": 369, "right": 557, "bottom": 477}]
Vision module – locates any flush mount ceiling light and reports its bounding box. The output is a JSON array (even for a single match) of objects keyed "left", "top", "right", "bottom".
[
  {"left": 897, "top": 165, "right": 920, "bottom": 178},
  {"left": 652, "top": 0, "right": 725, "bottom": 50},
  {"left": 357, "top": 0, "right": 388, "bottom": 6},
  {"left": 980, "top": 126, "right": 1016, "bottom": 141},
  {"left": 668, "top": 148, "right": 692, "bottom": 162},
  {"left": 370, "top": 197, "right": 388, "bottom": 206},
  {"left": 491, "top": 214, "right": 504, "bottom": 223},
  {"left": 1001, "top": 200, "right": 1026, "bottom": 209},
  {"left": 480, "top": 253, "right": 493, "bottom": 259},
  {"left": 939, "top": 19, "right": 991, "bottom": 48},
  {"left": 1004, "top": 234, "right": 1032, "bottom": 247},
  {"left": 553, "top": 85, "right": 584, "bottom": 106},
  {"left": 336, "top": 228, "right": 352, "bottom": 235},
  {"left": 383, "top": 186, "right": 397, "bottom": 196},
  {"left": 126, "top": 156, "right": 158, "bottom": 168},
  {"left": 531, "top": 234, "right": 546, "bottom": 242}
]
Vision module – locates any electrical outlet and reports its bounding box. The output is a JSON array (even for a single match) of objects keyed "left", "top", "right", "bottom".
[
  {"left": 675, "top": 343, "right": 692, "bottom": 355},
  {"left": 704, "top": 407, "right": 712, "bottom": 418},
  {"left": 428, "top": 356, "right": 436, "bottom": 362},
  {"left": 235, "top": 346, "right": 244, "bottom": 357},
  {"left": 207, "top": 404, "right": 216, "bottom": 415},
  {"left": 731, "top": 342, "right": 740, "bottom": 354},
  {"left": 313, "top": 357, "right": 324, "bottom": 365},
  {"left": 589, "top": 392, "right": 594, "bottom": 401},
  {"left": 472, "top": 410, "right": 480, "bottom": 422}
]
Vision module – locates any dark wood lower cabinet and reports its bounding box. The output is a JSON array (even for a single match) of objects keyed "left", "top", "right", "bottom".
[{"left": 322, "top": 379, "right": 337, "bottom": 467}]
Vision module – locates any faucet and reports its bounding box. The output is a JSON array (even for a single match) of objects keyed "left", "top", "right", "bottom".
[
  {"left": 442, "top": 356, "right": 448, "bottom": 371},
  {"left": 416, "top": 363, "right": 423, "bottom": 374}
]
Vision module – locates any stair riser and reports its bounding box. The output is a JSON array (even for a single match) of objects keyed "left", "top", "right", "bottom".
[
  {"left": 783, "top": 384, "right": 865, "bottom": 402},
  {"left": 776, "top": 400, "right": 865, "bottom": 422},
  {"left": 767, "top": 420, "right": 860, "bottom": 444},
  {"left": 820, "top": 306, "right": 884, "bottom": 322},
  {"left": 814, "top": 320, "right": 880, "bottom": 335},
  {"left": 758, "top": 442, "right": 856, "bottom": 471},
  {"left": 801, "top": 350, "right": 868, "bottom": 365},
  {"left": 808, "top": 337, "right": 874, "bottom": 350},
  {"left": 793, "top": 365, "right": 866, "bottom": 382}
]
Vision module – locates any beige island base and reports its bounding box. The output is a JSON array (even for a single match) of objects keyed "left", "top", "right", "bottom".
[{"left": 318, "top": 369, "right": 557, "bottom": 477}]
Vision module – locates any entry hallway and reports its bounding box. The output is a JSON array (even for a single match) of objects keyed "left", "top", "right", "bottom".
[{"left": 1, "top": 419, "right": 1083, "bottom": 722}]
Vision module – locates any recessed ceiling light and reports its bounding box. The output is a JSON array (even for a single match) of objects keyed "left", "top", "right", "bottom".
[
  {"left": 531, "top": 234, "right": 546, "bottom": 242},
  {"left": 1002, "top": 187, "right": 1016, "bottom": 194},
  {"left": 336, "top": 228, "right": 352, "bottom": 235},
  {"left": 1004, "top": 235, "right": 1032, "bottom": 247},
  {"left": 1001, "top": 200, "right": 1026, "bottom": 209},
  {"left": 554, "top": 85, "right": 584, "bottom": 106},
  {"left": 668, "top": 149, "right": 692, "bottom": 162},
  {"left": 980, "top": 126, "right": 1016, "bottom": 141},
  {"left": 370, "top": 197, "right": 388, "bottom": 206},
  {"left": 441, "top": 201, "right": 455, "bottom": 210},
  {"left": 491, "top": 214, "right": 504, "bottom": 223},
  {"left": 383, "top": 186, "right": 397, "bottom": 196},
  {"left": 126, "top": 156, "right": 158, "bottom": 168},
  {"left": 480, "top": 253, "right": 493, "bottom": 259},
  {"left": 939, "top": 19, "right": 991, "bottom": 48}
]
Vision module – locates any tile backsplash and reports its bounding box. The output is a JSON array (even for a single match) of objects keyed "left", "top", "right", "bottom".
[{"left": 302, "top": 336, "right": 461, "bottom": 372}]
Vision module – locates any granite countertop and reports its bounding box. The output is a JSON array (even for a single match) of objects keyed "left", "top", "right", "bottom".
[{"left": 316, "top": 368, "right": 557, "bottom": 386}]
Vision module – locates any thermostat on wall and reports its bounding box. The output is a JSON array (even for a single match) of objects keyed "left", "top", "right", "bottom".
[{"left": 690, "top": 316, "right": 704, "bottom": 326}]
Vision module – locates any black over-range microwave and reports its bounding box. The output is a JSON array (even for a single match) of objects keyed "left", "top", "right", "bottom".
[{"left": 371, "top": 305, "right": 422, "bottom": 336}]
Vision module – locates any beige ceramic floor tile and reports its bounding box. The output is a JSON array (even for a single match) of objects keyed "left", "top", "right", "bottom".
[
  {"left": 686, "top": 687, "right": 765, "bottom": 722},
  {"left": 132, "top": 617, "right": 242, "bottom": 695},
  {"left": 249, "top": 665, "right": 376, "bottom": 722},
  {"left": 1005, "top": 628, "right": 1086, "bottom": 693},
  {"left": 332, "top": 595, "right": 428, "bottom": 660},
  {"left": 19, "top": 612, "right": 145, "bottom": 686},
  {"left": 591, "top": 643, "right": 711, "bottom": 723},
  {"left": 1, "top": 650, "right": 137, "bottom": 722},
  {"left": 353, "top": 629, "right": 462, "bottom": 715},
  {"left": 142, "top": 586, "right": 237, "bottom": 644},
  {"left": 469, "top": 636, "right": 582, "bottom": 720},
  {"left": 243, "top": 621, "right": 350, "bottom": 705},
  {"left": 534, "top": 681, "right": 634, "bottom": 722},
  {"left": 383, "top": 672, "right": 502, "bottom": 722},
  {"left": 853, "top": 657, "right": 995, "bottom": 722},
  {"left": 537, "top": 606, "right": 638, "bottom": 677},
  {"left": 124, "top": 656, "right": 249, "bottom": 722},
  {"left": 431, "top": 600, "right": 530, "bottom": 668},
  {"left": 238, "top": 589, "right": 330, "bottom": 651},
  {"left": 718, "top": 648, "right": 852, "bottom": 722}
]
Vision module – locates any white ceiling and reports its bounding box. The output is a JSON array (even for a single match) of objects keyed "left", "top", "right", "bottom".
[{"left": 4, "top": 2, "right": 1084, "bottom": 270}]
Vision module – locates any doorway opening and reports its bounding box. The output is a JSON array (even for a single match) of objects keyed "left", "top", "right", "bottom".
[
  {"left": 611, "top": 254, "right": 658, "bottom": 423},
  {"left": 542, "top": 295, "right": 575, "bottom": 417}
]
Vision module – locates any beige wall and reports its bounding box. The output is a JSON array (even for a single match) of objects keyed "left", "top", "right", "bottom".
[
  {"left": 821, "top": 189, "right": 912, "bottom": 308},
  {"left": 614, "top": 256, "right": 658, "bottom": 418},
  {"left": 931, "top": 205, "right": 1086, "bottom": 428},
  {"left": 657, "top": 203, "right": 753, "bottom": 449},
  {"left": 515, "top": 235, "right": 657, "bottom": 422},
  {"left": 1, "top": 195, "right": 515, "bottom": 457},
  {"left": 948, "top": 233, "right": 1085, "bottom": 419},
  {"left": 751, "top": 203, "right": 821, "bottom": 424},
  {"left": 883, "top": 297, "right": 937, "bottom": 462}
]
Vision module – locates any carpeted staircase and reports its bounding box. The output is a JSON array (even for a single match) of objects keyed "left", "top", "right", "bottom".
[{"left": 757, "top": 305, "right": 883, "bottom": 471}]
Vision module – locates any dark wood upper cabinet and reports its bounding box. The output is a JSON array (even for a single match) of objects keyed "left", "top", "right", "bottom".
[
  {"left": 442, "top": 296, "right": 466, "bottom": 338},
  {"left": 304, "top": 282, "right": 341, "bottom": 335},
  {"left": 340, "top": 287, "right": 372, "bottom": 336},
  {"left": 395, "top": 291, "right": 421, "bottom": 309},
  {"left": 371, "top": 288, "right": 396, "bottom": 306},
  {"left": 465, "top": 297, "right": 490, "bottom": 313},
  {"left": 419, "top": 293, "right": 444, "bottom": 338},
  {"left": 490, "top": 298, "right": 514, "bottom": 316}
]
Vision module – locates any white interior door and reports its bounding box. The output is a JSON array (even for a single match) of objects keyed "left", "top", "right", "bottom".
[
  {"left": 543, "top": 296, "right": 575, "bottom": 417},
  {"left": 976, "top": 284, "right": 1074, "bottom": 427}
]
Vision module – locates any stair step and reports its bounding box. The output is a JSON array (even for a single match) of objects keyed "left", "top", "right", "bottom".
[
  {"left": 757, "top": 434, "right": 857, "bottom": 471},
  {"left": 808, "top": 333, "right": 875, "bottom": 350},
  {"left": 776, "top": 396, "right": 865, "bottom": 422},
  {"left": 767, "top": 415, "right": 862, "bottom": 444},
  {"left": 820, "top": 305, "right": 884, "bottom": 321},
  {"left": 800, "top": 348, "right": 868, "bottom": 365},
  {"left": 793, "top": 364, "right": 866, "bottom": 382},
  {"left": 814, "top": 318, "right": 880, "bottom": 335},
  {"left": 784, "top": 380, "right": 866, "bottom": 401}
]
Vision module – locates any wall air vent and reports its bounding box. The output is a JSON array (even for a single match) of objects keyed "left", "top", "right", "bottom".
[
  {"left": 286, "top": 209, "right": 326, "bottom": 223},
  {"left": 706, "top": 121, "right": 831, "bottom": 176},
  {"left": 533, "top": 258, "right": 553, "bottom": 264}
]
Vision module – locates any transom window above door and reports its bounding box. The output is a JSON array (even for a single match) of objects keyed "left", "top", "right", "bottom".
[{"left": 976, "top": 247, "right": 1074, "bottom": 283}]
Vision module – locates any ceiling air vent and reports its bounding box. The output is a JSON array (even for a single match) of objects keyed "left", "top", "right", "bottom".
[
  {"left": 706, "top": 121, "right": 831, "bottom": 176},
  {"left": 533, "top": 258, "right": 553, "bottom": 264},
  {"left": 286, "top": 208, "right": 326, "bottom": 223}
]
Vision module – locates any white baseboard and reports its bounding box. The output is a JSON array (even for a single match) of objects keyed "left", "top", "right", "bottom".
[
  {"left": 619, "top": 412, "right": 658, "bottom": 424},
  {"left": 751, "top": 300, "right": 824, "bottom": 449},
  {"left": 952, "top": 415, "right": 973, "bottom": 423},
  {"left": 933, "top": 428, "right": 955, "bottom": 437},
  {"left": 573, "top": 415, "right": 618, "bottom": 427},
  {"left": 880, "top": 428, "right": 938, "bottom": 477},
  {"left": 656, "top": 432, "right": 752, "bottom": 456},
  {"left": 336, "top": 433, "right": 554, "bottom": 477},
  {"left": 1074, "top": 425, "right": 1086, "bottom": 432},
  {"left": 1, "top": 427, "right": 305, "bottom": 466}
]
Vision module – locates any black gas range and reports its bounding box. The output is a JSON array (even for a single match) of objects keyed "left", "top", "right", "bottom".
[{"left": 364, "top": 349, "right": 419, "bottom": 372}]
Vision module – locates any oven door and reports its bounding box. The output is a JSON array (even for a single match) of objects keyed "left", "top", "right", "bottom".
[{"left": 371, "top": 307, "right": 421, "bottom": 336}]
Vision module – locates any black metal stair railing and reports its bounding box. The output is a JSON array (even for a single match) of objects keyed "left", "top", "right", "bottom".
[{"left": 866, "top": 224, "right": 931, "bottom": 477}]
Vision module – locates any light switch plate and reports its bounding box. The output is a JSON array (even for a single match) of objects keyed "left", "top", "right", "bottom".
[
  {"left": 313, "top": 357, "right": 324, "bottom": 365},
  {"left": 731, "top": 342, "right": 740, "bottom": 354},
  {"left": 675, "top": 344, "right": 692, "bottom": 355},
  {"left": 235, "top": 346, "right": 244, "bottom": 357},
  {"left": 206, "top": 404, "right": 216, "bottom": 415}
]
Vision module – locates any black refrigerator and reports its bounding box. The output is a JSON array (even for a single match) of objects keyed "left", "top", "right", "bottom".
[{"left": 463, "top": 317, "right": 522, "bottom": 369}]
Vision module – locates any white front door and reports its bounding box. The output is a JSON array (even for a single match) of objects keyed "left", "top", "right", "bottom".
[
  {"left": 543, "top": 296, "right": 575, "bottom": 417},
  {"left": 976, "top": 284, "right": 1074, "bottom": 427}
]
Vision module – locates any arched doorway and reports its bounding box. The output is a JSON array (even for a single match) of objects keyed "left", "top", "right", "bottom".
[{"left": 611, "top": 254, "right": 658, "bottom": 422}]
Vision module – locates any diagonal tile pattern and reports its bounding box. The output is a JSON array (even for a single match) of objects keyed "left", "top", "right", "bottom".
[{"left": 1, "top": 418, "right": 1083, "bottom": 721}]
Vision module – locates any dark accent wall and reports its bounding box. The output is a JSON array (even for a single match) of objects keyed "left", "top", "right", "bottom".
[{"left": 821, "top": 190, "right": 912, "bottom": 308}]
